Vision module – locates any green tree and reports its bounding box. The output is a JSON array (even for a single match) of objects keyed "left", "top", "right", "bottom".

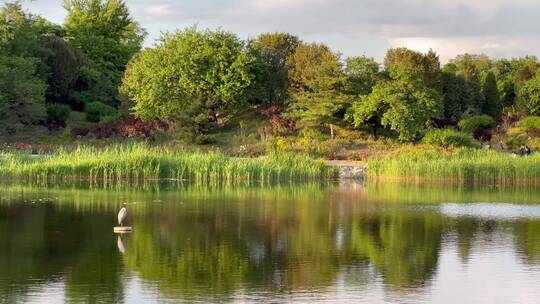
[
  {"left": 351, "top": 68, "right": 443, "bottom": 142},
  {"left": 450, "top": 53, "right": 492, "bottom": 81},
  {"left": 0, "top": 2, "right": 86, "bottom": 110},
  {"left": 0, "top": 2, "right": 47, "bottom": 130},
  {"left": 287, "top": 43, "right": 349, "bottom": 138},
  {"left": 249, "top": 32, "right": 300, "bottom": 106},
  {"left": 442, "top": 60, "right": 485, "bottom": 118},
  {"left": 63, "top": 0, "right": 146, "bottom": 107},
  {"left": 519, "top": 71, "right": 540, "bottom": 115},
  {"left": 493, "top": 57, "right": 539, "bottom": 110},
  {"left": 441, "top": 71, "right": 466, "bottom": 120},
  {"left": 38, "top": 35, "right": 86, "bottom": 105},
  {"left": 482, "top": 71, "right": 501, "bottom": 117},
  {"left": 384, "top": 48, "right": 442, "bottom": 91},
  {"left": 120, "top": 27, "right": 254, "bottom": 135},
  {"left": 0, "top": 55, "right": 46, "bottom": 126},
  {"left": 344, "top": 55, "right": 380, "bottom": 96},
  {"left": 514, "top": 56, "right": 539, "bottom": 83},
  {"left": 0, "top": 2, "right": 42, "bottom": 57}
]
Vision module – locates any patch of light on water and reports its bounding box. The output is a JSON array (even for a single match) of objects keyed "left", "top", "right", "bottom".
[
  {"left": 26, "top": 281, "right": 65, "bottom": 304},
  {"left": 439, "top": 203, "right": 540, "bottom": 220}
]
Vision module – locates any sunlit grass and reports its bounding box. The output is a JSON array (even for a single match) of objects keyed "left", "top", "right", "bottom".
[
  {"left": 0, "top": 144, "right": 336, "bottom": 184},
  {"left": 367, "top": 148, "right": 540, "bottom": 184}
]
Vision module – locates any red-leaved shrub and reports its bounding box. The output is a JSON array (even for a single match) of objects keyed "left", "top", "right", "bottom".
[
  {"left": 255, "top": 105, "right": 296, "bottom": 136},
  {"left": 72, "top": 119, "right": 168, "bottom": 140},
  {"left": 473, "top": 128, "right": 492, "bottom": 142}
]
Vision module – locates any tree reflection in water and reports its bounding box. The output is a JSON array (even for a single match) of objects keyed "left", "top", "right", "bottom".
[{"left": 0, "top": 182, "right": 539, "bottom": 302}]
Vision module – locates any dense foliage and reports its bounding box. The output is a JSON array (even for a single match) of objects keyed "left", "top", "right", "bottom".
[
  {"left": 351, "top": 68, "right": 443, "bottom": 142},
  {"left": 121, "top": 27, "right": 254, "bottom": 136},
  {"left": 516, "top": 116, "right": 540, "bottom": 130},
  {"left": 423, "top": 129, "right": 476, "bottom": 148},
  {"left": 2, "top": 1, "right": 540, "bottom": 145},
  {"left": 458, "top": 115, "right": 497, "bottom": 133}
]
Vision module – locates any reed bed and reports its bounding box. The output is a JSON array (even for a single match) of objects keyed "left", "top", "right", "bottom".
[
  {"left": 367, "top": 148, "right": 540, "bottom": 184},
  {"left": 0, "top": 144, "right": 335, "bottom": 184}
]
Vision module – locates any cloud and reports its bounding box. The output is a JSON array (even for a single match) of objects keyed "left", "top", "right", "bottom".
[{"left": 18, "top": 0, "right": 540, "bottom": 62}]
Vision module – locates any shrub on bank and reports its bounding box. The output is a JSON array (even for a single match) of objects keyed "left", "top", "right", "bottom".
[
  {"left": 473, "top": 128, "right": 492, "bottom": 142},
  {"left": 517, "top": 116, "right": 540, "bottom": 130},
  {"left": 458, "top": 115, "right": 496, "bottom": 133},
  {"left": 85, "top": 102, "right": 116, "bottom": 122},
  {"left": 505, "top": 127, "right": 529, "bottom": 151},
  {"left": 423, "top": 129, "right": 477, "bottom": 148},
  {"left": 46, "top": 104, "right": 71, "bottom": 121}
]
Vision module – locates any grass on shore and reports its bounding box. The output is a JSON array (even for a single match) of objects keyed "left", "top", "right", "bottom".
[
  {"left": 367, "top": 148, "right": 540, "bottom": 184},
  {"left": 0, "top": 144, "right": 335, "bottom": 184}
]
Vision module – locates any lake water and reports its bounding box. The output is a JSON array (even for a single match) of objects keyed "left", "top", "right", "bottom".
[{"left": 1, "top": 182, "right": 540, "bottom": 303}]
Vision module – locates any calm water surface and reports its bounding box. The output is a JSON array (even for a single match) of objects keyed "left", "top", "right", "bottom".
[{"left": 1, "top": 182, "right": 540, "bottom": 303}]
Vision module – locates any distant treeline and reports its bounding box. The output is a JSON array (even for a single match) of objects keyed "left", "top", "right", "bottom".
[{"left": 2, "top": 1, "right": 540, "bottom": 142}]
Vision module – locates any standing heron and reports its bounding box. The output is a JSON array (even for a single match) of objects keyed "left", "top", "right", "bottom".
[{"left": 118, "top": 206, "right": 127, "bottom": 227}]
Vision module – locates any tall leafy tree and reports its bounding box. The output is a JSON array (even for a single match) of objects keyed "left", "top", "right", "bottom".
[
  {"left": 344, "top": 55, "right": 380, "bottom": 96},
  {"left": 493, "top": 59, "right": 517, "bottom": 108},
  {"left": 38, "top": 36, "right": 86, "bottom": 105},
  {"left": 491, "top": 56, "right": 540, "bottom": 110},
  {"left": 0, "top": 56, "right": 46, "bottom": 126},
  {"left": 0, "top": 2, "right": 41, "bottom": 57},
  {"left": 63, "top": 0, "right": 146, "bottom": 106},
  {"left": 249, "top": 33, "right": 300, "bottom": 106},
  {"left": 450, "top": 54, "right": 492, "bottom": 80},
  {"left": 120, "top": 27, "right": 255, "bottom": 134},
  {"left": 384, "top": 48, "right": 442, "bottom": 92},
  {"left": 287, "top": 43, "right": 349, "bottom": 138},
  {"left": 0, "top": 2, "right": 47, "bottom": 128},
  {"left": 441, "top": 71, "right": 466, "bottom": 121},
  {"left": 519, "top": 71, "right": 540, "bottom": 115},
  {"left": 482, "top": 71, "right": 501, "bottom": 117},
  {"left": 351, "top": 68, "right": 443, "bottom": 142},
  {"left": 451, "top": 54, "right": 482, "bottom": 83},
  {"left": 443, "top": 59, "right": 485, "bottom": 116}
]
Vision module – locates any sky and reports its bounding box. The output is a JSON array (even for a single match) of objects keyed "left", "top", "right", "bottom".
[{"left": 16, "top": 0, "right": 540, "bottom": 63}]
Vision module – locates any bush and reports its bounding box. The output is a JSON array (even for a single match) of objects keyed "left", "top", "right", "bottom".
[
  {"left": 71, "top": 128, "right": 90, "bottom": 137},
  {"left": 505, "top": 127, "right": 529, "bottom": 150},
  {"left": 516, "top": 116, "right": 540, "bottom": 130},
  {"left": 458, "top": 115, "right": 496, "bottom": 133},
  {"left": 423, "top": 129, "right": 477, "bottom": 148},
  {"left": 528, "top": 138, "right": 540, "bottom": 151},
  {"left": 85, "top": 102, "right": 116, "bottom": 122},
  {"left": 195, "top": 134, "right": 218, "bottom": 145},
  {"left": 502, "top": 115, "right": 520, "bottom": 128},
  {"left": 101, "top": 113, "right": 122, "bottom": 124},
  {"left": 46, "top": 104, "right": 71, "bottom": 121},
  {"left": 473, "top": 128, "right": 492, "bottom": 142}
]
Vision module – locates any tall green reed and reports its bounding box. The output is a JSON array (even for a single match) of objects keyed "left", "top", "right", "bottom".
[
  {"left": 367, "top": 148, "right": 540, "bottom": 184},
  {"left": 0, "top": 144, "right": 336, "bottom": 184}
]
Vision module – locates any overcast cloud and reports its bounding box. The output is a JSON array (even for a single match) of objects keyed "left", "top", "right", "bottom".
[{"left": 15, "top": 0, "right": 540, "bottom": 62}]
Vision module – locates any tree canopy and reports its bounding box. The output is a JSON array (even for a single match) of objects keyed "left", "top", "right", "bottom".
[
  {"left": 249, "top": 32, "right": 300, "bottom": 106},
  {"left": 286, "top": 43, "right": 349, "bottom": 137},
  {"left": 3, "top": 0, "right": 540, "bottom": 143},
  {"left": 121, "top": 27, "right": 254, "bottom": 134},
  {"left": 352, "top": 68, "right": 443, "bottom": 142}
]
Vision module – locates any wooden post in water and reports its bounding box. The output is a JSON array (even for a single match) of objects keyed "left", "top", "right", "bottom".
[{"left": 114, "top": 226, "right": 133, "bottom": 233}]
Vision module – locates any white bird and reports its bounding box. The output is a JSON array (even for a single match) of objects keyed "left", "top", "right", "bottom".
[{"left": 118, "top": 206, "right": 127, "bottom": 227}]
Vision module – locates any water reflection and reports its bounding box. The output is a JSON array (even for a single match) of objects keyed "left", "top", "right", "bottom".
[
  {"left": 117, "top": 235, "right": 126, "bottom": 255},
  {"left": 0, "top": 182, "right": 540, "bottom": 303}
]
